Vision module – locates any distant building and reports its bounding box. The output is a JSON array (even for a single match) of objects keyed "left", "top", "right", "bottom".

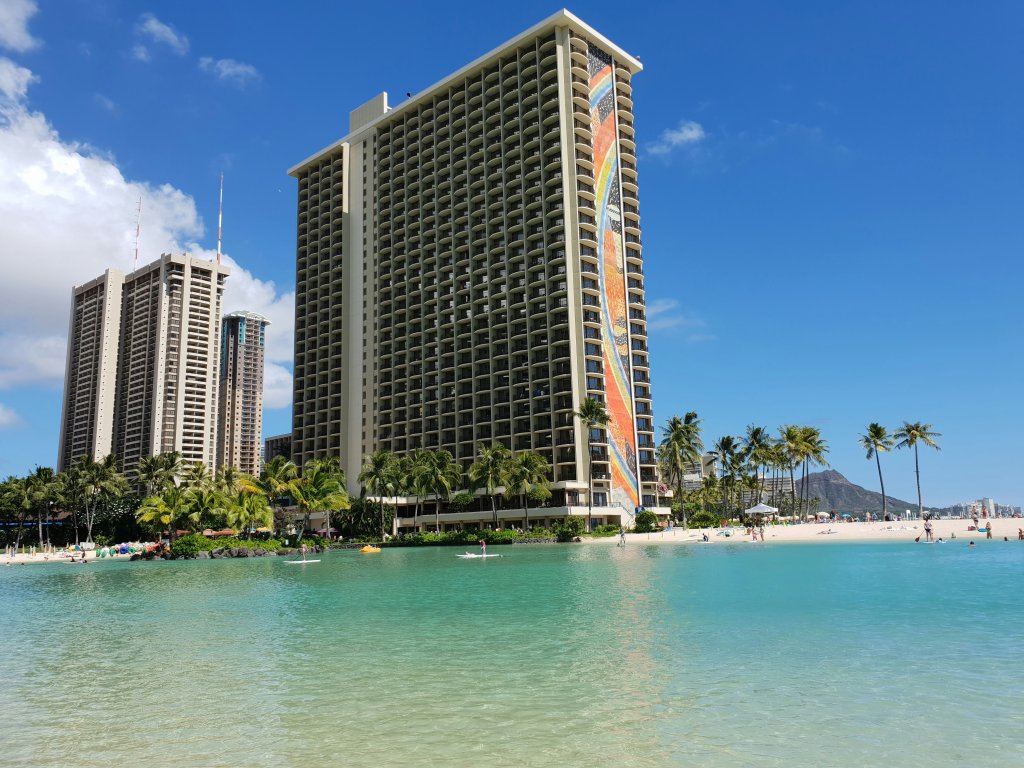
[
  {"left": 264, "top": 432, "right": 292, "bottom": 464},
  {"left": 217, "top": 311, "right": 269, "bottom": 476},
  {"left": 58, "top": 269, "right": 123, "bottom": 471},
  {"left": 58, "top": 253, "right": 230, "bottom": 476}
]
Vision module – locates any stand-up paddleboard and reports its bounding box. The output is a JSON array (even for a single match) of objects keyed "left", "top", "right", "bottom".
[
  {"left": 456, "top": 552, "right": 502, "bottom": 559},
  {"left": 284, "top": 559, "right": 321, "bottom": 564}
]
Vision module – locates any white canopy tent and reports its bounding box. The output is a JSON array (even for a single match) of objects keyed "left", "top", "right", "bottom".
[{"left": 745, "top": 503, "right": 778, "bottom": 517}]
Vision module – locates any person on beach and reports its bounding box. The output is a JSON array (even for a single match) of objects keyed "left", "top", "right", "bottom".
[
  {"left": 759, "top": 525, "right": 765, "bottom": 542},
  {"left": 618, "top": 526, "right": 626, "bottom": 546},
  {"left": 986, "top": 523, "right": 993, "bottom": 540},
  {"left": 972, "top": 513, "right": 979, "bottom": 531},
  {"left": 1018, "top": 528, "right": 1023, "bottom": 541}
]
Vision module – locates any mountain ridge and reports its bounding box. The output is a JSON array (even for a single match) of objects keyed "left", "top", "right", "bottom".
[{"left": 799, "top": 469, "right": 926, "bottom": 513}]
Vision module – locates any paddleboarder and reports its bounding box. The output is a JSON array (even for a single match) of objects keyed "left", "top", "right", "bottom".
[{"left": 479, "top": 539, "right": 486, "bottom": 556}]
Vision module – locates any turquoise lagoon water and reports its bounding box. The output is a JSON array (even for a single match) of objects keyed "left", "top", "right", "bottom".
[{"left": 1, "top": 541, "right": 1022, "bottom": 767}]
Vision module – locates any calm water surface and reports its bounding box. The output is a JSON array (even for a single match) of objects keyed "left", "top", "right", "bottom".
[{"left": 1, "top": 541, "right": 1021, "bottom": 767}]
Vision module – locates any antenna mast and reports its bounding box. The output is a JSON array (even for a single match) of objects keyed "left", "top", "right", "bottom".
[
  {"left": 216, "top": 172, "right": 224, "bottom": 264},
  {"left": 133, "top": 196, "right": 143, "bottom": 270}
]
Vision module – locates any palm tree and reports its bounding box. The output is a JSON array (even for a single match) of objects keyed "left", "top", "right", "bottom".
[
  {"left": 292, "top": 459, "right": 350, "bottom": 541},
  {"left": 658, "top": 412, "right": 703, "bottom": 529},
  {"left": 504, "top": 450, "right": 551, "bottom": 531},
  {"left": 359, "top": 450, "right": 398, "bottom": 539},
  {"left": 894, "top": 421, "right": 941, "bottom": 518},
  {"left": 181, "top": 461, "right": 212, "bottom": 490},
  {"left": 421, "top": 450, "right": 463, "bottom": 532},
  {"left": 76, "top": 454, "right": 127, "bottom": 543},
  {"left": 574, "top": 397, "right": 610, "bottom": 532},
  {"left": 779, "top": 425, "right": 808, "bottom": 519},
  {"left": 799, "top": 427, "right": 830, "bottom": 521},
  {"left": 242, "top": 454, "right": 298, "bottom": 531},
  {"left": 2, "top": 476, "right": 31, "bottom": 551},
  {"left": 25, "top": 466, "right": 58, "bottom": 546},
  {"left": 185, "top": 486, "right": 227, "bottom": 532},
  {"left": 742, "top": 425, "right": 772, "bottom": 504},
  {"left": 137, "top": 485, "right": 191, "bottom": 544},
  {"left": 713, "top": 436, "right": 740, "bottom": 518},
  {"left": 468, "top": 443, "right": 513, "bottom": 529},
  {"left": 859, "top": 423, "right": 895, "bottom": 519},
  {"left": 135, "top": 451, "right": 181, "bottom": 496},
  {"left": 227, "top": 490, "right": 273, "bottom": 537}
]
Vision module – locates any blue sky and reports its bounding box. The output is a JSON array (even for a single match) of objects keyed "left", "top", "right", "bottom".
[{"left": 0, "top": 1, "right": 1021, "bottom": 507}]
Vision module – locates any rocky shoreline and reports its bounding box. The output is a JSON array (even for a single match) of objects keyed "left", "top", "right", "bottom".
[{"left": 131, "top": 545, "right": 329, "bottom": 561}]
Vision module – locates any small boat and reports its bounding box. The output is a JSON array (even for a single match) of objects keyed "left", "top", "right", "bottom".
[
  {"left": 284, "top": 559, "right": 320, "bottom": 564},
  {"left": 456, "top": 552, "right": 502, "bottom": 559},
  {"left": 359, "top": 545, "right": 381, "bottom": 554}
]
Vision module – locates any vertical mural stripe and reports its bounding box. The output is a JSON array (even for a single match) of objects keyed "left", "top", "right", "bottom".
[{"left": 586, "top": 43, "right": 639, "bottom": 509}]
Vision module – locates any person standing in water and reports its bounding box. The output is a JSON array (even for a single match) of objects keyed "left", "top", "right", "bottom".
[
  {"left": 618, "top": 526, "right": 626, "bottom": 546},
  {"left": 986, "top": 521, "right": 993, "bottom": 540}
]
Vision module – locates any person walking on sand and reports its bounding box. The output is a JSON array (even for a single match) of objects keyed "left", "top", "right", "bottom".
[{"left": 972, "top": 513, "right": 979, "bottom": 532}]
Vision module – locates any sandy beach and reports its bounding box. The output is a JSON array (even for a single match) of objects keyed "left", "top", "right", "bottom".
[
  {"left": 600, "top": 518, "right": 1023, "bottom": 546},
  {"left": 2, "top": 549, "right": 133, "bottom": 566}
]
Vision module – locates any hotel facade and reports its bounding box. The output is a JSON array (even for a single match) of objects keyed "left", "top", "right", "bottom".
[
  {"left": 59, "top": 253, "right": 230, "bottom": 477},
  {"left": 289, "top": 11, "right": 658, "bottom": 523}
]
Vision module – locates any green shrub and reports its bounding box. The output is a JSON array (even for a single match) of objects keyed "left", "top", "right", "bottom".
[
  {"left": 171, "top": 534, "right": 204, "bottom": 558},
  {"left": 527, "top": 486, "right": 552, "bottom": 506},
  {"left": 447, "top": 493, "right": 475, "bottom": 513},
  {"left": 588, "top": 524, "right": 620, "bottom": 537},
  {"left": 633, "top": 510, "right": 659, "bottom": 533},
  {"left": 687, "top": 510, "right": 721, "bottom": 529},
  {"left": 554, "top": 515, "right": 586, "bottom": 542}
]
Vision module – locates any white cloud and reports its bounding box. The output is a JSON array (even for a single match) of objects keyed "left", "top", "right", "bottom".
[
  {"left": 135, "top": 13, "right": 188, "bottom": 56},
  {"left": 0, "top": 0, "right": 39, "bottom": 53},
  {"left": 0, "top": 65, "right": 294, "bottom": 411},
  {"left": 93, "top": 93, "right": 115, "bottom": 112},
  {"left": 646, "top": 299, "right": 713, "bottom": 341},
  {"left": 647, "top": 119, "right": 706, "bottom": 156},
  {"left": 0, "top": 402, "right": 18, "bottom": 428},
  {"left": 131, "top": 44, "right": 150, "bottom": 62},
  {"left": 199, "top": 57, "right": 260, "bottom": 86},
  {"left": 0, "top": 56, "right": 35, "bottom": 101}
]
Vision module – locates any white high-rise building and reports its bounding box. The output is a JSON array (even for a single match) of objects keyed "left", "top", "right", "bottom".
[
  {"left": 59, "top": 253, "right": 230, "bottom": 477},
  {"left": 58, "top": 269, "right": 123, "bottom": 471},
  {"left": 289, "top": 10, "right": 658, "bottom": 523}
]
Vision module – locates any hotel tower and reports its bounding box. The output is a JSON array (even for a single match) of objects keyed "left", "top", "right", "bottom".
[
  {"left": 59, "top": 253, "right": 230, "bottom": 476},
  {"left": 289, "top": 10, "right": 657, "bottom": 514},
  {"left": 217, "top": 311, "right": 269, "bottom": 476}
]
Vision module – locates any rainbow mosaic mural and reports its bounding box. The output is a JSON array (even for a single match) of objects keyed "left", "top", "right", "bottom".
[{"left": 586, "top": 43, "right": 640, "bottom": 509}]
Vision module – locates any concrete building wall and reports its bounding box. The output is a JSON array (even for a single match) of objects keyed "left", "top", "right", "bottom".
[
  {"left": 58, "top": 269, "right": 124, "bottom": 470},
  {"left": 289, "top": 11, "right": 656, "bottom": 506}
]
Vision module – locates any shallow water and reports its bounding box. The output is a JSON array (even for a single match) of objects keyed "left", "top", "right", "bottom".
[{"left": 1, "top": 541, "right": 1021, "bottom": 767}]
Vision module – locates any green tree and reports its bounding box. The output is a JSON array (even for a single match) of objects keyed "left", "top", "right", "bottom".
[
  {"left": 135, "top": 452, "right": 182, "bottom": 496},
  {"left": 713, "top": 435, "right": 740, "bottom": 518},
  {"left": 742, "top": 425, "right": 773, "bottom": 504},
  {"left": 137, "top": 485, "right": 191, "bottom": 543},
  {"left": 292, "top": 458, "right": 350, "bottom": 541},
  {"left": 75, "top": 454, "right": 128, "bottom": 543},
  {"left": 859, "top": 423, "right": 895, "bottom": 519},
  {"left": 894, "top": 421, "right": 941, "bottom": 518},
  {"left": 25, "top": 466, "right": 59, "bottom": 546},
  {"left": 504, "top": 450, "right": 551, "bottom": 531},
  {"left": 1, "top": 476, "right": 31, "bottom": 550},
  {"left": 359, "top": 450, "right": 399, "bottom": 539},
  {"left": 658, "top": 412, "right": 703, "bottom": 529},
  {"left": 242, "top": 454, "right": 298, "bottom": 530},
  {"left": 468, "top": 442, "right": 513, "bottom": 529},
  {"left": 574, "top": 397, "right": 610, "bottom": 533},
  {"left": 421, "top": 450, "right": 463, "bottom": 532}
]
